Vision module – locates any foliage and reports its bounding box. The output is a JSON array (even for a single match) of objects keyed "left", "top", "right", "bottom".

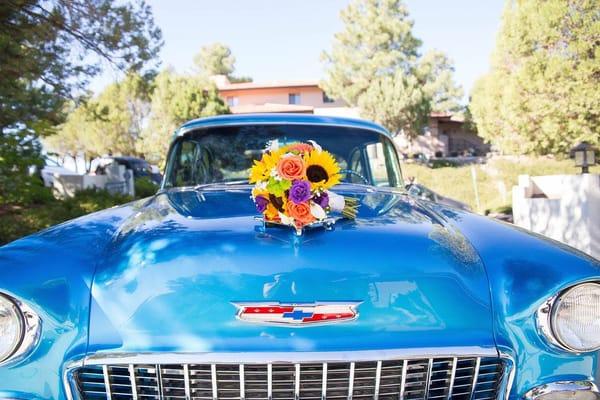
[
  {"left": 418, "top": 50, "right": 464, "bottom": 114},
  {"left": 48, "top": 69, "right": 229, "bottom": 168},
  {"left": 321, "top": 0, "right": 463, "bottom": 137},
  {"left": 194, "top": 43, "right": 236, "bottom": 76},
  {"left": 194, "top": 42, "right": 252, "bottom": 83},
  {"left": 0, "top": 131, "right": 46, "bottom": 205},
  {"left": 138, "top": 70, "right": 229, "bottom": 165},
  {"left": 46, "top": 73, "right": 154, "bottom": 171},
  {"left": 470, "top": 0, "right": 600, "bottom": 155},
  {"left": 0, "top": 188, "right": 133, "bottom": 245},
  {"left": 228, "top": 75, "right": 254, "bottom": 83},
  {"left": 134, "top": 177, "right": 158, "bottom": 198},
  {"left": 0, "top": 0, "right": 163, "bottom": 204},
  {"left": 403, "top": 156, "right": 600, "bottom": 213}
]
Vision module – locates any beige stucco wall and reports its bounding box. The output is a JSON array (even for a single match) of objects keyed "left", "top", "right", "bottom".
[
  {"left": 394, "top": 133, "right": 446, "bottom": 157},
  {"left": 513, "top": 174, "right": 600, "bottom": 260},
  {"left": 220, "top": 87, "right": 345, "bottom": 108}
]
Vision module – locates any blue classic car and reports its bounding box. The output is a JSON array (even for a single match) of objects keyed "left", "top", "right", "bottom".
[{"left": 0, "top": 114, "right": 599, "bottom": 400}]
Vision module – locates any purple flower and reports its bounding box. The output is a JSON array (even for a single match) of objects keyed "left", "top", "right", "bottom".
[
  {"left": 289, "top": 180, "right": 312, "bottom": 204},
  {"left": 313, "top": 191, "right": 329, "bottom": 208},
  {"left": 255, "top": 196, "right": 269, "bottom": 213}
]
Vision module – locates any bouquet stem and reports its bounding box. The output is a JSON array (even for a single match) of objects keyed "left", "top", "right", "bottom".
[{"left": 342, "top": 197, "right": 360, "bottom": 219}]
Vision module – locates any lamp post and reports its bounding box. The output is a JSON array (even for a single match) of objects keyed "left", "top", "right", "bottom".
[{"left": 571, "top": 142, "right": 597, "bottom": 174}]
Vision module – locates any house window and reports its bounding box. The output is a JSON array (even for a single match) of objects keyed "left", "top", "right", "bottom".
[
  {"left": 322, "top": 92, "right": 335, "bottom": 103},
  {"left": 288, "top": 93, "right": 301, "bottom": 105},
  {"left": 227, "top": 96, "right": 239, "bottom": 107}
]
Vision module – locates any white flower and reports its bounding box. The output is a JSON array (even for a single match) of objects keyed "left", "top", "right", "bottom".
[
  {"left": 328, "top": 191, "right": 346, "bottom": 212},
  {"left": 278, "top": 212, "right": 295, "bottom": 226},
  {"left": 270, "top": 167, "right": 282, "bottom": 181},
  {"left": 308, "top": 140, "right": 322, "bottom": 152},
  {"left": 255, "top": 181, "right": 267, "bottom": 191},
  {"left": 267, "top": 140, "right": 280, "bottom": 151},
  {"left": 310, "top": 202, "right": 327, "bottom": 220}
]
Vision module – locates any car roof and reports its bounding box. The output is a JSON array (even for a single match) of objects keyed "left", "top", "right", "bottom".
[
  {"left": 110, "top": 156, "right": 148, "bottom": 163},
  {"left": 175, "top": 113, "right": 391, "bottom": 138}
]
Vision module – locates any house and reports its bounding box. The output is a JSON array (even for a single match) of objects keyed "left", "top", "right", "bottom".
[
  {"left": 212, "top": 75, "right": 488, "bottom": 157},
  {"left": 394, "top": 113, "right": 490, "bottom": 157},
  {"left": 212, "top": 75, "right": 356, "bottom": 116}
]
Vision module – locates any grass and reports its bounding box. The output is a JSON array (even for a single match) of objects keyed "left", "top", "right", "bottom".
[{"left": 402, "top": 156, "right": 600, "bottom": 214}]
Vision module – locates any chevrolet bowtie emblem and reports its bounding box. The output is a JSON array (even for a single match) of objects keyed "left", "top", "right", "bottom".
[{"left": 231, "top": 302, "right": 361, "bottom": 326}]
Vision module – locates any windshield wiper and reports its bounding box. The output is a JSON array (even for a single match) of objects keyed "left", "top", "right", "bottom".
[{"left": 193, "top": 180, "right": 250, "bottom": 190}]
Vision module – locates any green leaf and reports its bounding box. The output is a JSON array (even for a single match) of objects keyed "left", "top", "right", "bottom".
[{"left": 267, "top": 177, "right": 292, "bottom": 197}]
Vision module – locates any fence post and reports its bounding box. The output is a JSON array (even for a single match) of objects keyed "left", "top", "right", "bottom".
[{"left": 471, "top": 165, "right": 481, "bottom": 213}]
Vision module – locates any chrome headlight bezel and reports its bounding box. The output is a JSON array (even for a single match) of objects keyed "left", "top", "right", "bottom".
[
  {"left": 537, "top": 281, "right": 600, "bottom": 353},
  {"left": 0, "top": 293, "right": 41, "bottom": 366}
]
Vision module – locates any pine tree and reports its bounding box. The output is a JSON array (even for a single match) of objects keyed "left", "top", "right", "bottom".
[{"left": 321, "top": 0, "right": 463, "bottom": 136}]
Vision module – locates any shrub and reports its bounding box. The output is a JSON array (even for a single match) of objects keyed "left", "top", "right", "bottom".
[{"left": 134, "top": 177, "right": 158, "bottom": 198}]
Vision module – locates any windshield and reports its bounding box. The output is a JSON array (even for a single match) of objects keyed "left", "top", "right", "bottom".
[{"left": 163, "top": 124, "right": 403, "bottom": 188}]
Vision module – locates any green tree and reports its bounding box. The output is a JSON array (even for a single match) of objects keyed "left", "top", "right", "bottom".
[
  {"left": 194, "top": 43, "right": 235, "bottom": 76},
  {"left": 0, "top": 0, "right": 162, "bottom": 204},
  {"left": 470, "top": 0, "right": 600, "bottom": 155},
  {"left": 138, "top": 70, "right": 229, "bottom": 165},
  {"left": 46, "top": 73, "right": 153, "bottom": 171},
  {"left": 418, "top": 50, "right": 464, "bottom": 114},
  {"left": 194, "top": 42, "right": 252, "bottom": 83},
  {"left": 321, "top": 0, "right": 463, "bottom": 137}
]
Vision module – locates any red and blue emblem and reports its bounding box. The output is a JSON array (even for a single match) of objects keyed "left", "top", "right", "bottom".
[{"left": 232, "top": 302, "right": 361, "bottom": 326}]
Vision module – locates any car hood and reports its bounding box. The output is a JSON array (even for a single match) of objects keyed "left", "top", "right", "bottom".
[{"left": 88, "top": 186, "right": 495, "bottom": 354}]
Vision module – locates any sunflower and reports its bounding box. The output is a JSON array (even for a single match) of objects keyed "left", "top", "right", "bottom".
[
  {"left": 249, "top": 148, "right": 284, "bottom": 183},
  {"left": 303, "top": 149, "right": 341, "bottom": 190}
]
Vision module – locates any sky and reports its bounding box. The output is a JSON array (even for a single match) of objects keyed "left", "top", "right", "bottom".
[{"left": 93, "top": 0, "right": 505, "bottom": 99}]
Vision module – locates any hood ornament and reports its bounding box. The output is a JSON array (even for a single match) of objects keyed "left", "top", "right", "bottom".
[{"left": 232, "top": 302, "right": 362, "bottom": 327}]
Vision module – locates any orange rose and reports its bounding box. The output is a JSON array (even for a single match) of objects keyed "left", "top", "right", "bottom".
[
  {"left": 277, "top": 155, "right": 305, "bottom": 180},
  {"left": 287, "top": 202, "right": 315, "bottom": 227}
]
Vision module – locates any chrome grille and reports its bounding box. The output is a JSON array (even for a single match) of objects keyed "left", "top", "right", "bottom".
[{"left": 74, "top": 356, "right": 506, "bottom": 400}]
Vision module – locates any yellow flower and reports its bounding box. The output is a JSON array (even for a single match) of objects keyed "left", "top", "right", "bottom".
[
  {"left": 251, "top": 186, "right": 268, "bottom": 199},
  {"left": 249, "top": 148, "right": 284, "bottom": 183},
  {"left": 304, "top": 149, "right": 341, "bottom": 190},
  {"left": 264, "top": 203, "right": 280, "bottom": 221}
]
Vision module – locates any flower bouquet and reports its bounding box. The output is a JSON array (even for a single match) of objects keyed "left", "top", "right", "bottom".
[{"left": 249, "top": 141, "right": 359, "bottom": 234}]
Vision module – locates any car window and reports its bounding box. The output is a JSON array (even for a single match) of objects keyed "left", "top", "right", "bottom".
[{"left": 164, "top": 124, "right": 403, "bottom": 188}]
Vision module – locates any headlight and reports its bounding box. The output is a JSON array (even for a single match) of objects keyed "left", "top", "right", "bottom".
[
  {"left": 0, "top": 293, "right": 41, "bottom": 365},
  {"left": 538, "top": 282, "right": 600, "bottom": 352},
  {"left": 0, "top": 294, "right": 24, "bottom": 362}
]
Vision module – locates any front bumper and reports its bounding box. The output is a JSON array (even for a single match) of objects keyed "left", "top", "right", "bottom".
[{"left": 525, "top": 381, "right": 600, "bottom": 400}]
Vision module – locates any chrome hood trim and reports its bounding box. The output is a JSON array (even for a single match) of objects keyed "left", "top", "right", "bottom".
[{"left": 82, "top": 345, "right": 498, "bottom": 365}]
